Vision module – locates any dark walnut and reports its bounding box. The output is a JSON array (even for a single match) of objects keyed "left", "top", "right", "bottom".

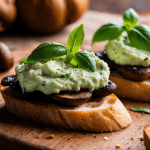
[
  {"left": 0, "top": 42, "right": 14, "bottom": 71},
  {"left": 96, "top": 51, "right": 150, "bottom": 81}
]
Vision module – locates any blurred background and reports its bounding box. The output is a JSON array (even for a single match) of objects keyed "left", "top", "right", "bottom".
[
  {"left": 89, "top": 0, "right": 150, "bottom": 15},
  {"left": 0, "top": 0, "right": 150, "bottom": 51}
]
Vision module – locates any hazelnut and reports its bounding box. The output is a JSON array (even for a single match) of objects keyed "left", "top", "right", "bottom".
[{"left": 0, "top": 42, "right": 14, "bottom": 71}]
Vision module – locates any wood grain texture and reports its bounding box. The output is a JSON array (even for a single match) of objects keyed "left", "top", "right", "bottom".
[{"left": 0, "top": 40, "right": 149, "bottom": 150}]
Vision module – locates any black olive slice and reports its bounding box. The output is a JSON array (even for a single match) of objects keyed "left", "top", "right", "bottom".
[
  {"left": 92, "top": 80, "right": 116, "bottom": 97},
  {"left": 1, "top": 75, "right": 17, "bottom": 86}
]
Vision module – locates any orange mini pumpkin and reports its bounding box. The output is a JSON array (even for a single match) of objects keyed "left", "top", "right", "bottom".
[
  {"left": 0, "top": 0, "right": 17, "bottom": 32},
  {"left": 16, "top": 0, "right": 89, "bottom": 33}
]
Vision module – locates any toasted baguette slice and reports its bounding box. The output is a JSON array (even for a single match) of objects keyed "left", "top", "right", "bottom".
[
  {"left": 144, "top": 124, "right": 150, "bottom": 150},
  {"left": 109, "top": 71, "right": 150, "bottom": 102},
  {"left": 0, "top": 86, "right": 132, "bottom": 132}
]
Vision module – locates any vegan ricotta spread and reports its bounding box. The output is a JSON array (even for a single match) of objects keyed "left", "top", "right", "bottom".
[
  {"left": 105, "top": 37, "right": 150, "bottom": 67},
  {"left": 15, "top": 51, "right": 110, "bottom": 95}
]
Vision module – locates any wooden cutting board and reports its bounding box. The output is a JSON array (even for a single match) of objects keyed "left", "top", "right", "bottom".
[{"left": 0, "top": 39, "right": 149, "bottom": 150}]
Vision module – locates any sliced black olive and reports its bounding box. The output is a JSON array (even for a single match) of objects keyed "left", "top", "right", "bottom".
[
  {"left": 1, "top": 75, "right": 17, "bottom": 86},
  {"left": 95, "top": 51, "right": 107, "bottom": 59},
  {"left": 92, "top": 80, "right": 116, "bottom": 97}
]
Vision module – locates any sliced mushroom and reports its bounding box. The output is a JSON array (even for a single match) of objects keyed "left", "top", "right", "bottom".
[
  {"left": 47, "top": 91, "right": 92, "bottom": 106},
  {"left": 0, "top": 42, "right": 14, "bottom": 71}
]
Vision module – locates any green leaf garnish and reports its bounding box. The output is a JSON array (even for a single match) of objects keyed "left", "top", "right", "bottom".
[
  {"left": 131, "top": 108, "right": 150, "bottom": 113},
  {"left": 65, "top": 52, "right": 74, "bottom": 64},
  {"left": 67, "top": 24, "right": 84, "bottom": 53},
  {"left": 21, "top": 24, "right": 96, "bottom": 72},
  {"left": 65, "top": 71, "right": 71, "bottom": 80},
  {"left": 65, "top": 24, "right": 96, "bottom": 72},
  {"left": 92, "top": 23, "right": 125, "bottom": 44},
  {"left": 20, "top": 57, "right": 27, "bottom": 64},
  {"left": 128, "top": 25, "right": 150, "bottom": 52},
  {"left": 144, "top": 57, "right": 148, "bottom": 61},
  {"left": 123, "top": 8, "right": 139, "bottom": 30},
  {"left": 75, "top": 51, "right": 96, "bottom": 72},
  {"left": 92, "top": 8, "right": 150, "bottom": 52},
  {"left": 27, "top": 42, "right": 67, "bottom": 63}
]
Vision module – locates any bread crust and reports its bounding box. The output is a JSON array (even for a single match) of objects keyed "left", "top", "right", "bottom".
[
  {"left": 144, "top": 124, "right": 150, "bottom": 150},
  {"left": 0, "top": 86, "right": 132, "bottom": 132},
  {"left": 109, "top": 74, "right": 150, "bottom": 102}
]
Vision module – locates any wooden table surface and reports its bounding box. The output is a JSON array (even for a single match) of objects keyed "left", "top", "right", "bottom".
[{"left": 1, "top": 10, "right": 150, "bottom": 150}]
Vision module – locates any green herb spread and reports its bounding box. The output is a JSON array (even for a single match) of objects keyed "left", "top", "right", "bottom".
[
  {"left": 105, "top": 37, "right": 150, "bottom": 67},
  {"left": 15, "top": 51, "right": 109, "bottom": 95}
]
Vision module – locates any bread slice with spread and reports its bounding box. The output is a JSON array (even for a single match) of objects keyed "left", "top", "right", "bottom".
[
  {"left": 93, "top": 8, "right": 150, "bottom": 102},
  {"left": 0, "top": 24, "right": 132, "bottom": 132},
  {"left": 0, "top": 86, "right": 132, "bottom": 132}
]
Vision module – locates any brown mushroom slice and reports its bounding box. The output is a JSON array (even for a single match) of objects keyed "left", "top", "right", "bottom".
[
  {"left": 48, "top": 91, "right": 92, "bottom": 106},
  {"left": 96, "top": 51, "right": 150, "bottom": 81},
  {"left": 0, "top": 42, "right": 14, "bottom": 71}
]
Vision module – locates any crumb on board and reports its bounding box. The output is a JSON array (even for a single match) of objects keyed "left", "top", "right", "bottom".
[
  {"left": 46, "top": 134, "right": 55, "bottom": 139},
  {"left": 103, "top": 137, "right": 109, "bottom": 140},
  {"left": 131, "top": 137, "right": 134, "bottom": 140},
  {"left": 115, "top": 144, "right": 121, "bottom": 149},
  {"left": 140, "top": 137, "right": 144, "bottom": 141}
]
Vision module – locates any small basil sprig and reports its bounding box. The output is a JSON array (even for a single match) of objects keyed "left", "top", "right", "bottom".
[
  {"left": 92, "top": 8, "right": 150, "bottom": 52},
  {"left": 66, "top": 24, "right": 96, "bottom": 72},
  {"left": 21, "top": 24, "right": 96, "bottom": 72},
  {"left": 123, "top": 8, "right": 139, "bottom": 30},
  {"left": 131, "top": 108, "right": 150, "bottom": 113}
]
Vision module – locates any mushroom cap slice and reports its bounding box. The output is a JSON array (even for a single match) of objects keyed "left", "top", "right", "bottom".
[{"left": 48, "top": 91, "right": 92, "bottom": 106}]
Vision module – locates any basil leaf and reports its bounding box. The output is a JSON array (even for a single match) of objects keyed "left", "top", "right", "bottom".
[
  {"left": 67, "top": 24, "right": 84, "bottom": 53},
  {"left": 27, "top": 42, "right": 67, "bottom": 63},
  {"left": 92, "top": 23, "right": 125, "bottom": 44},
  {"left": 128, "top": 25, "right": 150, "bottom": 52},
  {"left": 70, "top": 55, "right": 78, "bottom": 67},
  {"left": 131, "top": 108, "right": 150, "bottom": 113},
  {"left": 66, "top": 52, "right": 74, "bottom": 64},
  {"left": 20, "top": 57, "right": 27, "bottom": 64},
  {"left": 123, "top": 8, "right": 139, "bottom": 30},
  {"left": 75, "top": 51, "right": 96, "bottom": 72},
  {"left": 65, "top": 71, "right": 71, "bottom": 80}
]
